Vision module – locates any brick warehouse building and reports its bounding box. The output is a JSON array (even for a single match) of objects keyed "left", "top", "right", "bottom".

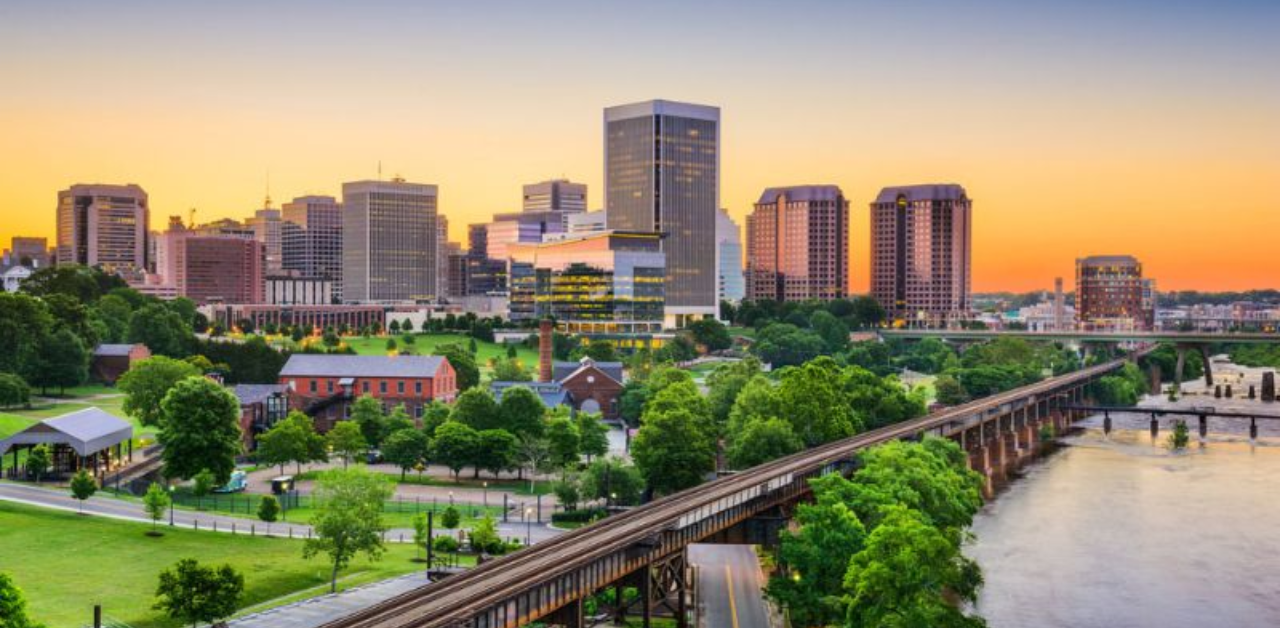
[{"left": 278, "top": 355, "right": 458, "bottom": 430}]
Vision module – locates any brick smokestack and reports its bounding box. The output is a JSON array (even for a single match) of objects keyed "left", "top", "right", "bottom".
[{"left": 539, "top": 319, "right": 553, "bottom": 382}]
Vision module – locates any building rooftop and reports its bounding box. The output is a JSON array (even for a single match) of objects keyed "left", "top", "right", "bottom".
[
  {"left": 874, "top": 184, "right": 968, "bottom": 204},
  {"left": 0, "top": 408, "right": 133, "bottom": 457},
  {"left": 279, "top": 355, "right": 448, "bottom": 379},
  {"left": 1078, "top": 255, "right": 1141, "bottom": 266},
  {"left": 490, "top": 381, "right": 571, "bottom": 408},
  {"left": 93, "top": 344, "right": 140, "bottom": 357},
  {"left": 757, "top": 185, "right": 844, "bottom": 204},
  {"left": 553, "top": 358, "right": 624, "bottom": 384},
  {"left": 233, "top": 384, "right": 288, "bottom": 406}
]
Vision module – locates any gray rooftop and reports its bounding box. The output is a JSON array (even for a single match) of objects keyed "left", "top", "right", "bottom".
[
  {"left": 0, "top": 408, "right": 133, "bottom": 457},
  {"left": 490, "top": 382, "right": 572, "bottom": 408},
  {"left": 280, "top": 355, "right": 448, "bottom": 379},
  {"left": 874, "top": 184, "right": 968, "bottom": 204},
  {"left": 757, "top": 185, "right": 844, "bottom": 205},
  {"left": 233, "top": 384, "right": 288, "bottom": 406},
  {"left": 1078, "top": 255, "right": 1141, "bottom": 266},
  {"left": 93, "top": 344, "right": 139, "bottom": 357},
  {"left": 553, "top": 359, "right": 624, "bottom": 384}
]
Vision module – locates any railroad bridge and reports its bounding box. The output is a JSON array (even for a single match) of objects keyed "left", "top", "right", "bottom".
[{"left": 321, "top": 356, "right": 1140, "bottom": 628}]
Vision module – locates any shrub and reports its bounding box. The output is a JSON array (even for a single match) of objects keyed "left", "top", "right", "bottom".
[
  {"left": 432, "top": 535, "right": 459, "bottom": 553},
  {"left": 551, "top": 508, "right": 608, "bottom": 524}
]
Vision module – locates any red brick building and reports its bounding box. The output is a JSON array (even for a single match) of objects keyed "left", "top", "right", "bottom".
[
  {"left": 177, "top": 236, "right": 265, "bottom": 305},
  {"left": 90, "top": 343, "right": 151, "bottom": 384},
  {"left": 553, "top": 358, "right": 624, "bottom": 420},
  {"left": 278, "top": 355, "right": 458, "bottom": 430}
]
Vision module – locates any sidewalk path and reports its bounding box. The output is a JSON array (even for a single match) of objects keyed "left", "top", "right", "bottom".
[
  {"left": 0, "top": 481, "right": 562, "bottom": 543},
  {"left": 227, "top": 571, "right": 436, "bottom": 628}
]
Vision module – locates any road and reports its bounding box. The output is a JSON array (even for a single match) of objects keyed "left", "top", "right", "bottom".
[
  {"left": 0, "top": 481, "right": 562, "bottom": 543},
  {"left": 689, "top": 545, "right": 771, "bottom": 628}
]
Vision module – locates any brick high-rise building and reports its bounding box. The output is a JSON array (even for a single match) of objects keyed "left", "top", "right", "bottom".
[
  {"left": 1075, "top": 255, "right": 1153, "bottom": 330},
  {"left": 745, "top": 186, "right": 848, "bottom": 303},
  {"left": 56, "top": 183, "right": 149, "bottom": 275},
  {"left": 176, "top": 236, "right": 265, "bottom": 305},
  {"left": 869, "top": 184, "right": 972, "bottom": 326},
  {"left": 341, "top": 178, "right": 439, "bottom": 303},
  {"left": 605, "top": 99, "right": 719, "bottom": 327}
]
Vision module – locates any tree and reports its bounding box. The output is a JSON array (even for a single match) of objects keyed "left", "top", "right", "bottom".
[
  {"left": 24, "top": 444, "right": 50, "bottom": 484},
  {"left": 776, "top": 357, "right": 859, "bottom": 447},
  {"left": 450, "top": 388, "right": 502, "bottom": 431},
  {"left": 432, "top": 421, "right": 480, "bottom": 480},
  {"left": 728, "top": 417, "right": 803, "bottom": 469},
  {"left": 327, "top": 421, "right": 367, "bottom": 469},
  {"left": 412, "top": 513, "right": 430, "bottom": 561},
  {"left": 706, "top": 358, "right": 761, "bottom": 427},
  {"left": 69, "top": 469, "right": 96, "bottom": 514},
  {"left": 631, "top": 405, "right": 716, "bottom": 496},
  {"left": 934, "top": 375, "right": 969, "bottom": 406},
  {"left": 29, "top": 328, "right": 87, "bottom": 394},
  {"left": 420, "top": 401, "right": 452, "bottom": 437},
  {"left": 153, "top": 558, "right": 245, "bottom": 628},
  {"left": 382, "top": 428, "right": 430, "bottom": 480},
  {"left": 492, "top": 357, "right": 532, "bottom": 382},
  {"left": 0, "top": 372, "right": 31, "bottom": 409},
  {"left": 158, "top": 377, "right": 242, "bottom": 483},
  {"left": 688, "top": 318, "right": 732, "bottom": 352},
  {"left": 440, "top": 505, "right": 461, "bottom": 529},
  {"left": 118, "top": 356, "right": 202, "bottom": 428},
  {"left": 469, "top": 514, "right": 503, "bottom": 554},
  {"left": 517, "top": 434, "right": 552, "bottom": 493},
  {"left": 498, "top": 385, "right": 547, "bottom": 439},
  {"left": 574, "top": 412, "right": 610, "bottom": 462},
  {"left": 752, "top": 323, "right": 825, "bottom": 368},
  {"left": 349, "top": 395, "right": 388, "bottom": 448},
  {"left": 143, "top": 482, "right": 170, "bottom": 533},
  {"left": 850, "top": 295, "right": 887, "bottom": 329},
  {"left": 843, "top": 506, "right": 985, "bottom": 628},
  {"left": 765, "top": 498, "right": 867, "bottom": 628},
  {"left": 617, "top": 380, "right": 649, "bottom": 427},
  {"left": 0, "top": 293, "right": 54, "bottom": 383},
  {"left": 256, "top": 414, "right": 309, "bottom": 476},
  {"left": 304, "top": 468, "right": 394, "bottom": 593},
  {"left": 582, "top": 456, "right": 644, "bottom": 506},
  {"left": 475, "top": 429, "right": 518, "bottom": 478},
  {"left": 552, "top": 473, "right": 583, "bottom": 511},
  {"left": 435, "top": 343, "right": 480, "bottom": 391},
  {"left": 389, "top": 320, "right": 401, "bottom": 335},
  {"left": 258, "top": 495, "right": 280, "bottom": 526},
  {"left": 128, "top": 303, "right": 193, "bottom": 358},
  {"left": 545, "top": 416, "right": 581, "bottom": 470},
  {"left": 581, "top": 338, "right": 618, "bottom": 361},
  {"left": 809, "top": 310, "right": 850, "bottom": 354},
  {"left": 0, "top": 571, "right": 45, "bottom": 628},
  {"left": 192, "top": 469, "right": 216, "bottom": 507}
]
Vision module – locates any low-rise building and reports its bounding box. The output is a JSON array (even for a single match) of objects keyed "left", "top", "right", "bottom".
[
  {"left": 90, "top": 344, "right": 151, "bottom": 384},
  {"left": 232, "top": 384, "right": 289, "bottom": 451},
  {"left": 278, "top": 354, "right": 458, "bottom": 430}
]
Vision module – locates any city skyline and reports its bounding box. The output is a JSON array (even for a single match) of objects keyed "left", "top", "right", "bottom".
[{"left": 1, "top": 0, "right": 1277, "bottom": 292}]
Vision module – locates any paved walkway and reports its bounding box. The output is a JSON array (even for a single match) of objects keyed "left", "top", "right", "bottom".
[
  {"left": 0, "top": 481, "right": 562, "bottom": 543},
  {"left": 228, "top": 571, "right": 437, "bottom": 628}
]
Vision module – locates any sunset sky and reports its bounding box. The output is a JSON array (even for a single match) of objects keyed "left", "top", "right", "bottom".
[{"left": 1, "top": 0, "right": 1276, "bottom": 292}]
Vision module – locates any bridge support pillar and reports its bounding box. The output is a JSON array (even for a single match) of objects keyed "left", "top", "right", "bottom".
[
  {"left": 546, "top": 597, "right": 585, "bottom": 628},
  {"left": 1199, "top": 344, "right": 1214, "bottom": 387},
  {"left": 640, "top": 550, "right": 690, "bottom": 628}
]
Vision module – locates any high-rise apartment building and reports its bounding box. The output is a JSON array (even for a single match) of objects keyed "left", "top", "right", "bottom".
[
  {"left": 282, "top": 195, "right": 343, "bottom": 301},
  {"left": 175, "top": 236, "right": 265, "bottom": 305},
  {"left": 247, "top": 206, "right": 283, "bottom": 274},
  {"left": 1076, "top": 255, "right": 1153, "bottom": 330},
  {"left": 869, "top": 184, "right": 972, "bottom": 326},
  {"left": 716, "top": 209, "right": 745, "bottom": 304},
  {"left": 523, "top": 179, "right": 587, "bottom": 213},
  {"left": 56, "top": 183, "right": 149, "bottom": 274},
  {"left": 605, "top": 99, "right": 719, "bottom": 327},
  {"left": 745, "top": 187, "right": 847, "bottom": 303},
  {"left": 341, "top": 179, "right": 439, "bottom": 303}
]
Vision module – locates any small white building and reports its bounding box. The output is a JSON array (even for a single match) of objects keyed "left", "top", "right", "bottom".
[{"left": 2, "top": 265, "right": 32, "bottom": 293}]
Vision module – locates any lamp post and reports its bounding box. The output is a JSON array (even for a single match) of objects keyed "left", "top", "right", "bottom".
[
  {"left": 168, "top": 485, "right": 175, "bottom": 526},
  {"left": 525, "top": 507, "right": 533, "bottom": 547},
  {"left": 482, "top": 482, "right": 488, "bottom": 511},
  {"left": 448, "top": 490, "right": 454, "bottom": 507}
]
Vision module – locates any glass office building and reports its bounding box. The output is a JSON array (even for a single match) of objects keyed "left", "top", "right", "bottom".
[
  {"left": 604, "top": 100, "right": 719, "bottom": 327},
  {"left": 507, "top": 231, "right": 665, "bottom": 335},
  {"left": 342, "top": 179, "right": 439, "bottom": 303}
]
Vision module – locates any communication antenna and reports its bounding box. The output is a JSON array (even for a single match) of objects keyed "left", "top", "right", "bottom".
[
  {"left": 378, "top": 160, "right": 383, "bottom": 181},
  {"left": 264, "top": 171, "right": 273, "bottom": 209},
  {"left": 188, "top": 207, "right": 196, "bottom": 228}
]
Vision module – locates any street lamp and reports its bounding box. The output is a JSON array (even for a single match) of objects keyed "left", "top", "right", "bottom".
[
  {"left": 168, "top": 485, "right": 175, "bottom": 526},
  {"left": 610, "top": 492, "right": 617, "bottom": 508},
  {"left": 482, "top": 482, "right": 488, "bottom": 510},
  {"left": 448, "top": 490, "right": 454, "bottom": 507},
  {"left": 524, "top": 507, "right": 533, "bottom": 547}
]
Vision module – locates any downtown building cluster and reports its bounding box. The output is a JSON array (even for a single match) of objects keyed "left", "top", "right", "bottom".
[{"left": 17, "top": 99, "right": 1183, "bottom": 335}]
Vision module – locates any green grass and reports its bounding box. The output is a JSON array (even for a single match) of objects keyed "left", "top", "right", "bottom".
[
  {"left": 0, "top": 413, "right": 36, "bottom": 439},
  {"left": 295, "top": 467, "right": 554, "bottom": 496},
  {"left": 35, "top": 383, "right": 119, "bottom": 398},
  {"left": 342, "top": 333, "right": 539, "bottom": 376},
  {"left": 0, "top": 394, "right": 158, "bottom": 445},
  {"left": 0, "top": 500, "right": 437, "bottom": 628}
]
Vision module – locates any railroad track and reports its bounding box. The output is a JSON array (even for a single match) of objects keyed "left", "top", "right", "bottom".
[{"left": 321, "top": 355, "right": 1136, "bottom": 628}]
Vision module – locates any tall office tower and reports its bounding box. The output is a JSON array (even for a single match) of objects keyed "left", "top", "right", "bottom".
[
  {"left": 154, "top": 216, "right": 191, "bottom": 285},
  {"left": 467, "top": 223, "right": 489, "bottom": 258},
  {"left": 191, "top": 218, "right": 255, "bottom": 239},
  {"left": 247, "top": 205, "right": 283, "bottom": 274},
  {"left": 567, "top": 210, "right": 607, "bottom": 235},
  {"left": 56, "top": 183, "right": 149, "bottom": 275},
  {"left": 1076, "top": 255, "right": 1151, "bottom": 330},
  {"left": 462, "top": 222, "right": 506, "bottom": 295},
  {"left": 715, "top": 209, "right": 745, "bottom": 303},
  {"left": 869, "top": 184, "right": 972, "bottom": 326},
  {"left": 1053, "top": 277, "right": 1067, "bottom": 330},
  {"left": 7, "top": 237, "right": 50, "bottom": 269},
  {"left": 604, "top": 99, "right": 719, "bottom": 327},
  {"left": 523, "top": 179, "right": 588, "bottom": 213},
  {"left": 745, "top": 186, "right": 849, "bottom": 303},
  {"left": 436, "top": 214, "right": 452, "bottom": 302},
  {"left": 175, "top": 236, "right": 265, "bottom": 305},
  {"left": 341, "top": 178, "right": 439, "bottom": 303},
  {"left": 282, "top": 195, "right": 344, "bottom": 301}
]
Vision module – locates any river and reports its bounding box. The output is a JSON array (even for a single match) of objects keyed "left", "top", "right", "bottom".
[{"left": 967, "top": 359, "right": 1280, "bottom": 628}]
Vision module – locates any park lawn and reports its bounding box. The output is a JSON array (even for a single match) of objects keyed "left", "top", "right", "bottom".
[
  {"left": 343, "top": 333, "right": 539, "bottom": 375},
  {"left": 295, "top": 467, "right": 555, "bottom": 496},
  {"left": 37, "top": 383, "right": 119, "bottom": 398},
  {"left": 1, "top": 394, "right": 158, "bottom": 442},
  {"left": 0, "top": 413, "right": 37, "bottom": 439},
  {"left": 0, "top": 500, "right": 429, "bottom": 628}
]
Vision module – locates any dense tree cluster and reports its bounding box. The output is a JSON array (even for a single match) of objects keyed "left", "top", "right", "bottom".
[
  {"left": 766, "top": 438, "right": 986, "bottom": 628},
  {"left": 1090, "top": 362, "right": 1148, "bottom": 406}
]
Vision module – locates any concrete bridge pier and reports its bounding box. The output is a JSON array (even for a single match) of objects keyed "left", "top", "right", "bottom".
[{"left": 1175, "top": 343, "right": 1215, "bottom": 387}]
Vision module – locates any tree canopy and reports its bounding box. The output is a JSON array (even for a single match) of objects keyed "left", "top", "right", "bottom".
[{"left": 158, "top": 377, "right": 242, "bottom": 483}]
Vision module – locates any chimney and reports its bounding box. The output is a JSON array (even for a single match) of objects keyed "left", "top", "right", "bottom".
[{"left": 539, "top": 319, "right": 554, "bottom": 382}]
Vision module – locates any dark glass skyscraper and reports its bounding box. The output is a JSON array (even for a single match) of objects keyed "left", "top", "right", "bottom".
[{"left": 604, "top": 100, "right": 719, "bottom": 327}]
